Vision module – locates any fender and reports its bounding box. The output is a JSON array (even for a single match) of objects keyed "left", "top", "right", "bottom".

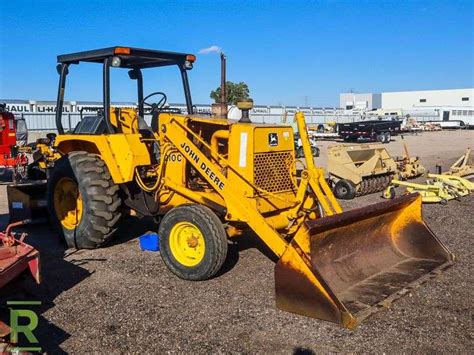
[{"left": 55, "top": 134, "right": 151, "bottom": 183}]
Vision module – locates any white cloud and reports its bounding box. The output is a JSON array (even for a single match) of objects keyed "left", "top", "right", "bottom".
[{"left": 198, "top": 45, "right": 222, "bottom": 54}]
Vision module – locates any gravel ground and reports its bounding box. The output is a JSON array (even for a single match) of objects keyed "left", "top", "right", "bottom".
[{"left": 0, "top": 130, "right": 473, "bottom": 353}]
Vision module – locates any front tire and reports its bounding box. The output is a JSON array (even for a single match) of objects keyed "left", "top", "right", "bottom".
[
  {"left": 159, "top": 204, "right": 228, "bottom": 281},
  {"left": 296, "top": 147, "right": 304, "bottom": 159},
  {"left": 311, "top": 146, "right": 320, "bottom": 157},
  {"left": 47, "top": 151, "right": 122, "bottom": 249}
]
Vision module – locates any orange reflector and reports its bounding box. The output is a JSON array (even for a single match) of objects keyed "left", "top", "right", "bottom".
[
  {"left": 186, "top": 54, "right": 196, "bottom": 62},
  {"left": 114, "top": 47, "right": 131, "bottom": 55}
]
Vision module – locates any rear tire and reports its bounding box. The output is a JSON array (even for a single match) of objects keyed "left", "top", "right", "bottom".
[
  {"left": 384, "top": 131, "right": 391, "bottom": 143},
  {"left": 376, "top": 132, "right": 386, "bottom": 143},
  {"left": 47, "top": 151, "right": 122, "bottom": 249},
  {"left": 159, "top": 204, "right": 228, "bottom": 281},
  {"left": 333, "top": 179, "right": 356, "bottom": 200}
]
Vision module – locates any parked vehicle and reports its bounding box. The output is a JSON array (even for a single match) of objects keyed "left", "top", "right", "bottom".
[
  {"left": 0, "top": 104, "right": 29, "bottom": 181},
  {"left": 294, "top": 133, "right": 320, "bottom": 158},
  {"left": 338, "top": 119, "right": 401, "bottom": 144}
]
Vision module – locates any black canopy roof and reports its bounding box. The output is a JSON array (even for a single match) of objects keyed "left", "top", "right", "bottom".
[{"left": 57, "top": 46, "right": 195, "bottom": 69}]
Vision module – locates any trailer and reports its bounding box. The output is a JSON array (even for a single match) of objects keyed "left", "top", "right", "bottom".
[
  {"left": 307, "top": 130, "right": 340, "bottom": 140},
  {"left": 338, "top": 119, "right": 401, "bottom": 144},
  {"left": 307, "top": 123, "right": 340, "bottom": 140}
]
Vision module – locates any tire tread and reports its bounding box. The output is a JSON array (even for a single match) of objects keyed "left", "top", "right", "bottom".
[{"left": 48, "top": 151, "right": 122, "bottom": 248}]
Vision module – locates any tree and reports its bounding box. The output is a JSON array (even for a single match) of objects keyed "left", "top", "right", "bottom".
[{"left": 210, "top": 81, "right": 250, "bottom": 105}]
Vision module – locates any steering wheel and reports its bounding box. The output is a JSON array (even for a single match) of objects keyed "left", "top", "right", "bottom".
[
  {"left": 140, "top": 92, "right": 167, "bottom": 132},
  {"left": 140, "top": 92, "right": 167, "bottom": 112}
]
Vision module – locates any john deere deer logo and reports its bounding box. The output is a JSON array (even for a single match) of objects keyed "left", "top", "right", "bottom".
[{"left": 268, "top": 133, "right": 278, "bottom": 147}]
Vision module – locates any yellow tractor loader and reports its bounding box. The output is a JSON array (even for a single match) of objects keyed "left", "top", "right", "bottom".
[{"left": 39, "top": 47, "right": 454, "bottom": 328}]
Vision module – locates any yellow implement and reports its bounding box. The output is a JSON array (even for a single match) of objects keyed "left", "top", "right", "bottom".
[
  {"left": 36, "top": 47, "right": 455, "bottom": 328},
  {"left": 387, "top": 173, "right": 472, "bottom": 204},
  {"left": 443, "top": 148, "right": 473, "bottom": 178},
  {"left": 429, "top": 173, "right": 474, "bottom": 192},
  {"left": 327, "top": 144, "right": 397, "bottom": 199},
  {"left": 395, "top": 136, "right": 425, "bottom": 180}
]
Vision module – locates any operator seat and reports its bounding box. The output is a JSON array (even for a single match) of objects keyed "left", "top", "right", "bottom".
[{"left": 137, "top": 114, "right": 160, "bottom": 163}]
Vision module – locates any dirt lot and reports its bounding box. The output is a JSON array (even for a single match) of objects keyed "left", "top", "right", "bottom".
[{"left": 0, "top": 130, "right": 473, "bottom": 353}]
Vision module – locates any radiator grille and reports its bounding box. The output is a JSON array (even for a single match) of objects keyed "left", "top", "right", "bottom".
[{"left": 253, "top": 151, "right": 296, "bottom": 193}]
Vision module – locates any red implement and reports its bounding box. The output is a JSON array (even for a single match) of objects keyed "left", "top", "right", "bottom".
[
  {"left": 0, "top": 106, "right": 29, "bottom": 181},
  {"left": 0, "top": 220, "right": 40, "bottom": 288}
]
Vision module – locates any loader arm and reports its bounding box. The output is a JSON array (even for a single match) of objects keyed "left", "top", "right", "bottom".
[
  {"left": 295, "top": 112, "right": 342, "bottom": 216},
  {"left": 162, "top": 113, "right": 345, "bottom": 256}
]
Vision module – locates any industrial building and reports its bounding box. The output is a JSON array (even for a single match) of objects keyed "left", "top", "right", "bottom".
[
  {"left": 382, "top": 88, "right": 473, "bottom": 110},
  {"left": 339, "top": 93, "right": 382, "bottom": 110},
  {"left": 340, "top": 88, "right": 473, "bottom": 110}
]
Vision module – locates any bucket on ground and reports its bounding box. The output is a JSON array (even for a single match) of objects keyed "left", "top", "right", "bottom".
[{"left": 275, "top": 193, "right": 454, "bottom": 328}]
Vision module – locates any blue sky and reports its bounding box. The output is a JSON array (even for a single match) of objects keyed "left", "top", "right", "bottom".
[{"left": 0, "top": 0, "right": 473, "bottom": 106}]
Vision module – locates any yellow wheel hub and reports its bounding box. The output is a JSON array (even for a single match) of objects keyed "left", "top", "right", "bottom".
[
  {"left": 54, "top": 177, "right": 83, "bottom": 230},
  {"left": 169, "top": 222, "right": 205, "bottom": 267}
]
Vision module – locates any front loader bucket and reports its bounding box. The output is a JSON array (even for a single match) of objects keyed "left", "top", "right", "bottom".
[{"left": 275, "top": 193, "right": 454, "bottom": 328}]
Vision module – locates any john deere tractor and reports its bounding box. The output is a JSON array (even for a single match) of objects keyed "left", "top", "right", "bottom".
[{"left": 40, "top": 46, "right": 453, "bottom": 328}]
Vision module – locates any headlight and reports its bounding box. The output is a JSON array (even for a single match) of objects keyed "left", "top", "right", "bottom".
[{"left": 111, "top": 56, "right": 121, "bottom": 67}]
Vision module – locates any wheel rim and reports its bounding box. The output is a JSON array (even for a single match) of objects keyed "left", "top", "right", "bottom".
[
  {"left": 169, "top": 222, "right": 205, "bottom": 267},
  {"left": 338, "top": 185, "right": 348, "bottom": 196},
  {"left": 54, "top": 177, "right": 83, "bottom": 230}
]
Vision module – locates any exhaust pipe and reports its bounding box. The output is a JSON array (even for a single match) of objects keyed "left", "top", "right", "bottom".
[
  {"left": 211, "top": 52, "right": 228, "bottom": 118},
  {"left": 220, "top": 52, "right": 227, "bottom": 112}
]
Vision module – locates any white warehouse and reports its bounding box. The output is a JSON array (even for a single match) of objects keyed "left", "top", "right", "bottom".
[
  {"left": 382, "top": 88, "right": 473, "bottom": 109},
  {"left": 340, "top": 88, "right": 473, "bottom": 110}
]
